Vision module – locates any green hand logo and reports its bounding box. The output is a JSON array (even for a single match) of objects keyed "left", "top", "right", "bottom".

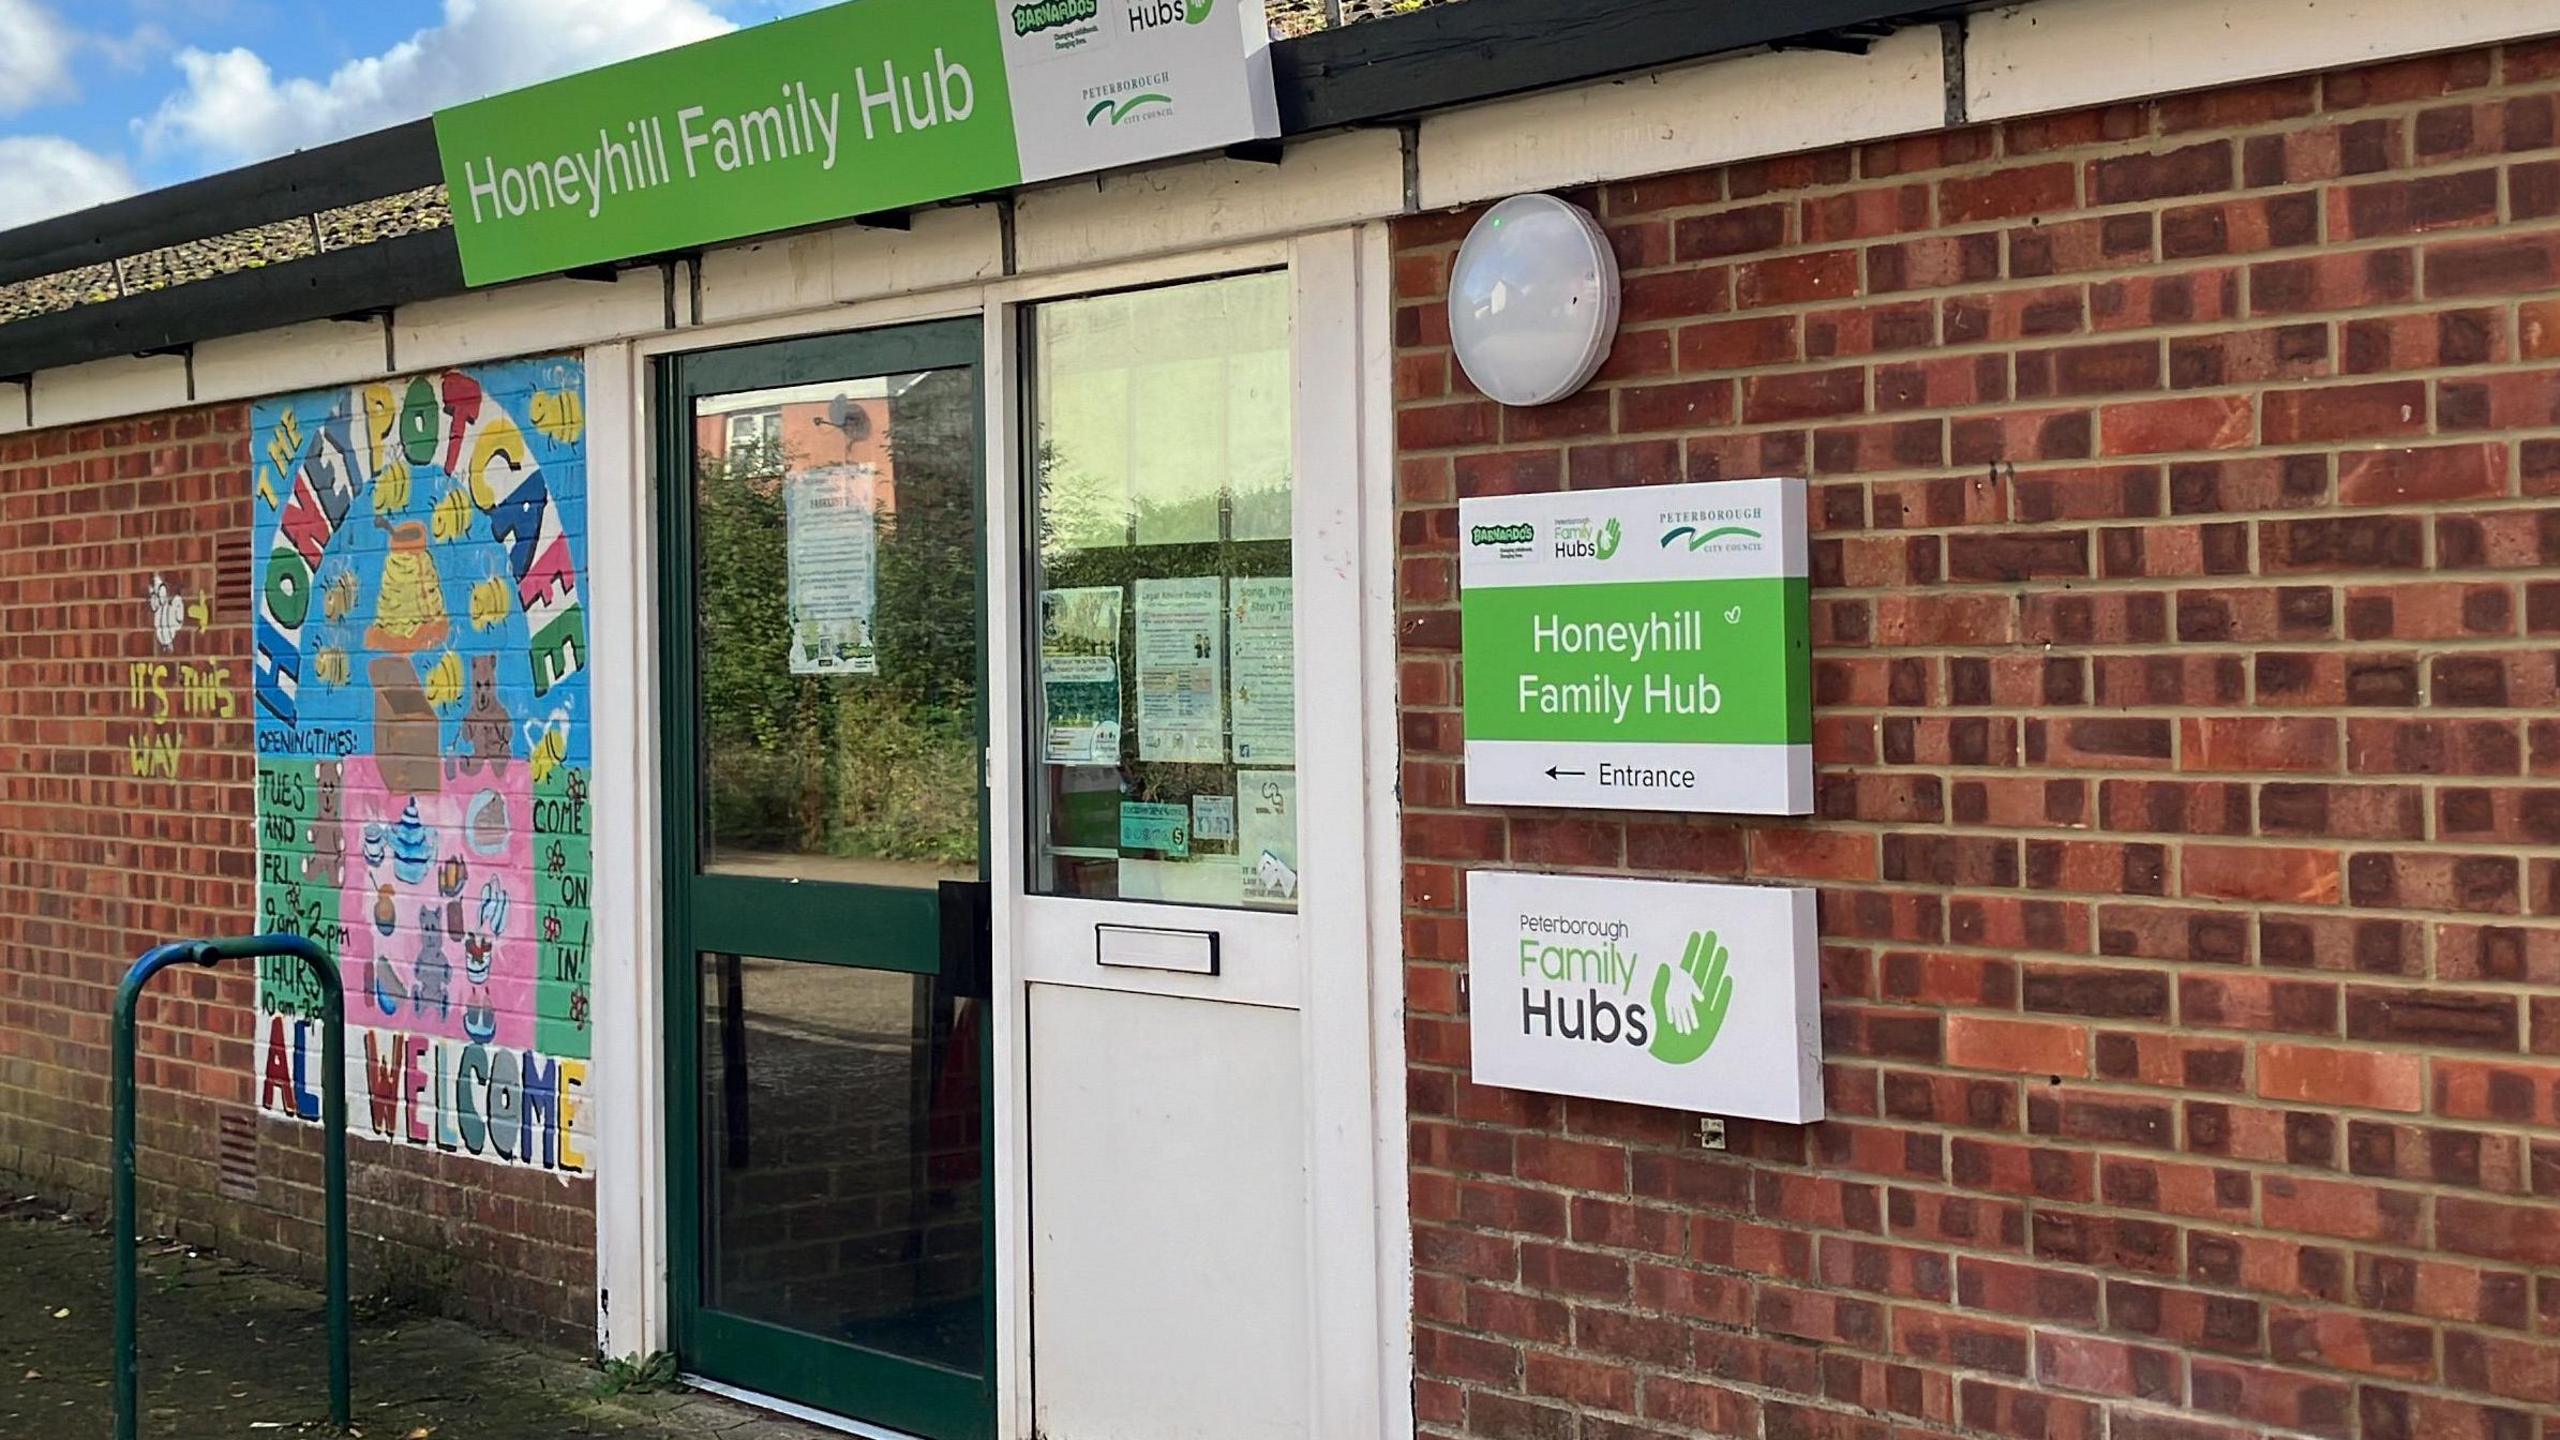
[
  {"left": 1185, "top": 0, "right": 1213, "bottom": 21},
  {"left": 1595, "top": 517, "right": 1622, "bottom": 559},
  {"left": 1647, "top": 931, "right": 1733, "bottom": 1066}
]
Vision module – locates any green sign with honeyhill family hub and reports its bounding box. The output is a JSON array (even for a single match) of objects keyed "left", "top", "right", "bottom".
[
  {"left": 432, "top": 0, "right": 1279, "bottom": 287},
  {"left": 1458, "top": 476, "right": 1812, "bottom": 815}
]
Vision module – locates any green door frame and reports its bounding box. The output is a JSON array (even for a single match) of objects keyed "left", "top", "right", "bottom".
[{"left": 655, "top": 318, "right": 996, "bottom": 1440}]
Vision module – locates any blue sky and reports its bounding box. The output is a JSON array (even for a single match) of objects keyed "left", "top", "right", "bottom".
[{"left": 0, "top": 0, "right": 835, "bottom": 229}]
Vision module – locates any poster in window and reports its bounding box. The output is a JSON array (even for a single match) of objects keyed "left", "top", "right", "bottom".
[
  {"left": 1040, "top": 586, "right": 1123, "bottom": 764},
  {"left": 1240, "top": 768, "right": 1298, "bottom": 906},
  {"left": 785, "top": 463, "right": 879, "bottom": 676},
  {"left": 1134, "top": 576, "right": 1225, "bottom": 763},
  {"left": 1228, "top": 576, "right": 1295, "bottom": 766}
]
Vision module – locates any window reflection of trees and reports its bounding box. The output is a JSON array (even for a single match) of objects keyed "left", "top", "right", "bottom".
[
  {"left": 697, "top": 369, "right": 982, "bottom": 870},
  {"left": 1028, "top": 270, "right": 1295, "bottom": 899}
]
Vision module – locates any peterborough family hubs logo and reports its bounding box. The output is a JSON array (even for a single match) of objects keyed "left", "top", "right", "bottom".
[
  {"left": 1549, "top": 516, "right": 1622, "bottom": 561},
  {"left": 1517, "top": 915, "right": 1734, "bottom": 1066}
]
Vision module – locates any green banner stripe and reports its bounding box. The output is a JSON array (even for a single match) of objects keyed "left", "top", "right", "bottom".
[
  {"left": 433, "top": 0, "right": 1021, "bottom": 286},
  {"left": 1461, "top": 577, "right": 1810, "bottom": 745}
]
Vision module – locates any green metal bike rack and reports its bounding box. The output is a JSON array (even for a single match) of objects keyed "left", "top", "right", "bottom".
[{"left": 114, "top": 934, "right": 349, "bottom": 1440}]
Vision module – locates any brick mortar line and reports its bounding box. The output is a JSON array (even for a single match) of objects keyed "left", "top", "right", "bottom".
[
  {"left": 1397, "top": 309, "right": 2560, "bottom": 385},
  {"left": 1399, "top": 247, "right": 2560, "bottom": 338},
  {"left": 1423, "top": 202, "right": 2560, "bottom": 288},
  {"left": 1416, "top": 1262, "right": 2535, "bottom": 1381},
  {"left": 1410, "top": 1078, "right": 2560, "bottom": 1152},
  {"left": 1581, "top": 114, "right": 2560, "bottom": 221},
  {"left": 1406, "top": 1159, "right": 2550, "bottom": 1294},
  {"left": 1403, "top": 883, "right": 2560, "bottom": 928},
  {"left": 1400, "top": 909, "right": 2559, "bottom": 969},
  {"left": 1411, "top": 1052, "right": 2556, "bottom": 1115},
  {"left": 1390, "top": 435, "right": 2560, "bottom": 472},
  {"left": 1408, "top": 979, "right": 2553, "bottom": 1013},
  {"left": 1417, "top": 1322, "right": 2516, "bottom": 1438},
  {"left": 1394, "top": 821, "right": 2560, "bottom": 863}
]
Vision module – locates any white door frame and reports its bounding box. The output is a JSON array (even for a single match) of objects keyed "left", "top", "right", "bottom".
[{"left": 587, "top": 223, "right": 1410, "bottom": 1440}]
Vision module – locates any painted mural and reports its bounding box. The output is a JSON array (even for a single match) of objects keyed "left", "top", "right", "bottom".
[{"left": 251, "top": 358, "right": 594, "bottom": 1178}]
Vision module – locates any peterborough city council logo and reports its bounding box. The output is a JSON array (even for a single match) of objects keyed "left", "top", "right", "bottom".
[
  {"left": 1086, "top": 92, "right": 1171, "bottom": 124},
  {"left": 1660, "top": 522, "right": 1762, "bottom": 550}
]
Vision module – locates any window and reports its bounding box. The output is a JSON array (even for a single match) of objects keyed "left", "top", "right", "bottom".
[
  {"left": 1024, "top": 272, "right": 1297, "bottom": 910},
  {"left": 724, "top": 409, "right": 783, "bottom": 471}
]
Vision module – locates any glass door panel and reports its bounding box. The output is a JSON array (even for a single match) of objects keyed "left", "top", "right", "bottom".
[
  {"left": 700, "top": 953, "right": 984, "bottom": 1374},
  {"left": 663, "top": 319, "right": 992, "bottom": 1440},
  {"left": 693, "top": 370, "right": 982, "bottom": 888},
  {"left": 1024, "top": 271, "right": 1299, "bottom": 912}
]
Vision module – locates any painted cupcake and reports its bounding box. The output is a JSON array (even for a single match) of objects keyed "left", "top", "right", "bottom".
[
  {"left": 361, "top": 822, "right": 388, "bottom": 871},
  {"left": 389, "top": 799, "right": 433, "bottom": 885},
  {"left": 461, "top": 932, "right": 498, "bottom": 1045}
]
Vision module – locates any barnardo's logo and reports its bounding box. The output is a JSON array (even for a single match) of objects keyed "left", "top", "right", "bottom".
[
  {"left": 1469, "top": 523, "right": 1534, "bottom": 547},
  {"left": 1083, "top": 71, "right": 1173, "bottom": 125},
  {"left": 1517, "top": 917, "right": 1732, "bottom": 1067},
  {"left": 1014, "top": 0, "right": 1099, "bottom": 35}
]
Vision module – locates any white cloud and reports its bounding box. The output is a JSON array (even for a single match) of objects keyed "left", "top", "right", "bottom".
[
  {"left": 0, "top": 0, "right": 77, "bottom": 116},
  {"left": 92, "top": 22, "right": 176, "bottom": 75},
  {"left": 141, "top": 0, "right": 735, "bottom": 166},
  {"left": 0, "top": 135, "right": 138, "bottom": 227}
]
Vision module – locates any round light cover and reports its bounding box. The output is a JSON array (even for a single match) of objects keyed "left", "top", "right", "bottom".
[{"left": 1448, "top": 194, "right": 1622, "bottom": 408}]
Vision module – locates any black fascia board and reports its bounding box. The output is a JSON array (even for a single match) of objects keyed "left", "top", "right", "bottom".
[
  {"left": 0, "top": 0, "right": 1962, "bottom": 377},
  {"left": 1274, "top": 0, "right": 1960, "bottom": 132},
  {"left": 0, "top": 121, "right": 442, "bottom": 290},
  {"left": 0, "top": 230, "right": 462, "bottom": 375}
]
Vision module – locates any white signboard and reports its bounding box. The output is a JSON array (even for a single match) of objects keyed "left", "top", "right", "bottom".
[
  {"left": 1467, "top": 870, "right": 1822, "bottom": 1122},
  {"left": 1458, "top": 477, "right": 1811, "bottom": 815},
  {"left": 999, "top": 0, "right": 1281, "bottom": 187}
]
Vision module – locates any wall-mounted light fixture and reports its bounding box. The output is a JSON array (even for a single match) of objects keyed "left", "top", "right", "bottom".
[{"left": 1447, "top": 193, "right": 1622, "bottom": 408}]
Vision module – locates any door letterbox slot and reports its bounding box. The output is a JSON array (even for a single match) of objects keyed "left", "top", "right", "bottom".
[{"left": 1096, "top": 924, "right": 1220, "bottom": 976}]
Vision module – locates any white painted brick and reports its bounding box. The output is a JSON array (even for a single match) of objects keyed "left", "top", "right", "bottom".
[
  {"left": 696, "top": 205, "right": 1006, "bottom": 327},
  {"left": 28, "top": 353, "right": 191, "bottom": 429},
  {"left": 1014, "top": 128, "right": 1404, "bottom": 275},
  {"left": 1417, "top": 26, "right": 1945, "bottom": 212},
  {"left": 1969, "top": 0, "right": 2560, "bottom": 121},
  {"left": 194, "top": 318, "right": 391, "bottom": 406},
  {"left": 393, "top": 266, "right": 670, "bottom": 375}
]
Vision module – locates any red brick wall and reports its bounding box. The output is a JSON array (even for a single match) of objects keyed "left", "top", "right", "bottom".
[
  {"left": 0, "top": 408, "right": 596, "bottom": 1347},
  {"left": 1397, "top": 39, "right": 2560, "bottom": 1440}
]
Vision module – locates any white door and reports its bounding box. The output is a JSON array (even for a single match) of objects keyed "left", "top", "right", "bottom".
[{"left": 986, "top": 236, "right": 1389, "bottom": 1440}]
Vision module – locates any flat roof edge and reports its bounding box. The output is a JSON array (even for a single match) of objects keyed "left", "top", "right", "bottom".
[{"left": 0, "top": 0, "right": 1957, "bottom": 378}]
